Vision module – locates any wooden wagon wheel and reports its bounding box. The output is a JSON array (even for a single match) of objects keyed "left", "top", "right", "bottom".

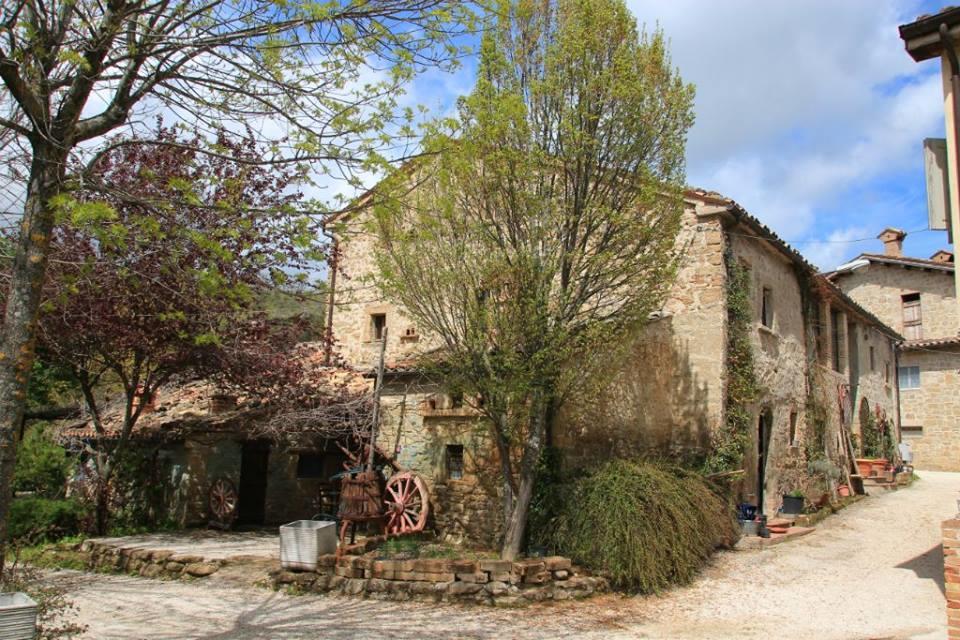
[
  {"left": 209, "top": 477, "right": 238, "bottom": 525},
  {"left": 383, "top": 472, "right": 429, "bottom": 535}
]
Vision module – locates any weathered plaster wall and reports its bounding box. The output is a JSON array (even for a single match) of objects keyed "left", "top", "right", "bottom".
[
  {"left": 727, "top": 227, "right": 809, "bottom": 515},
  {"left": 899, "top": 347, "right": 960, "bottom": 471},
  {"left": 378, "top": 379, "right": 501, "bottom": 546},
  {"left": 181, "top": 438, "right": 241, "bottom": 526},
  {"left": 552, "top": 206, "right": 727, "bottom": 469},
  {"left": 331, "top": 214, "right": 437, "bottom": 370},
  {"left": 837, "top": 264, "right": 958, "bottom": 339}
]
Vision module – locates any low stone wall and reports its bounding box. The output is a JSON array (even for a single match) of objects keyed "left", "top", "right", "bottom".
[
  {"left": 78, "top": 539, "right": 221, "bottom": 579},
  {"left": 272, "top": 554, "right": 606, "bottom": 606}
]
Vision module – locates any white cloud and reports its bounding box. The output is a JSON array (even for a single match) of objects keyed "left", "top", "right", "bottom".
[
  {"left": 800, "top": 226, "right": 873, "bottom": 271},
  {"left": 626, "top": 0, "right": 945, "bottom": 246}
]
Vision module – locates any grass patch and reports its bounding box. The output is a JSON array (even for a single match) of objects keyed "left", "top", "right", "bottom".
[
  {"left": 376, "top": 535, "right": 498, "bottom": 561},
  {"left": 542, "top": 459, "right": 739, "bottom": 593}
]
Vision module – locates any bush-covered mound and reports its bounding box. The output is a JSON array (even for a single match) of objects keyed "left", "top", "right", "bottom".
[{"left": 544, "top": 459, "right": 738, "bottom": 593}]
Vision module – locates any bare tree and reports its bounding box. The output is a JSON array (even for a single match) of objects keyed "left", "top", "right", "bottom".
[{"left": 0, "top": 0, "right": 472, "bottom": 542}]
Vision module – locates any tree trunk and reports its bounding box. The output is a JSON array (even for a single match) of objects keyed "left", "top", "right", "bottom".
[
  {"left": 0, "top": 150, "right": 63, "bottom": 553},
  {"left": 500, "top": 395, "right": 547, "bottom": 560}
]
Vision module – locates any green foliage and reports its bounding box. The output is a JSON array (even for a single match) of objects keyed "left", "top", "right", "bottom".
[
  {"left": 542, "top": 459, "right": 738, "bottom": 592},
  {"left": 704, "top": 257, "right": 758, "bottom": 473},
  {"left": 105, "top": 449, "right": 171, "bottom": 534},
  {"left": 857, "top": 398, "right": 895, "bottom": 459},
  {"left": 371, "top": 0, "right": 695, "bottom": 555},
  {"left": 8, "top": 498, "right": 86, "bottom": 544},
  {"left": 527, "top": 446, "right": 566, "bottom": 548},
  {"left": 13, "top": 425, "right": 70, "bottom": 498}
]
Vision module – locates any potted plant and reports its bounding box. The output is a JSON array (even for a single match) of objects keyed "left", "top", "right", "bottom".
[{"left": 782, "top": 489, "right": 805, "bottom": 515}]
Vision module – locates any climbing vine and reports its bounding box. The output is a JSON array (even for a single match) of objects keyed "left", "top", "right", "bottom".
[{"left": 704, "top": 252, "right": 759, "bottom": 473}]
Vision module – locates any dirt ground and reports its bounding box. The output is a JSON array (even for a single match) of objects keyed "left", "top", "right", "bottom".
[{"left": 47, "top": 470, "right": 958, "bottom": 640}]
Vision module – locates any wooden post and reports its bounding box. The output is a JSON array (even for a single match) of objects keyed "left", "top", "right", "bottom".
[{"left": 367, "top": 328, "right": 387, "bottom": 471}]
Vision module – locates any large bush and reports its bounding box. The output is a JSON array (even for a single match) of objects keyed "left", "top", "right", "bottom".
[
  {"left": 542, "top": 459, "right": 738, "bottom": 593},
  {"left": 14, "top": 424, "right": 70, "bottom": 498},
  {"left": 9, "top": 497, "right": 86, "bottom": 543}
]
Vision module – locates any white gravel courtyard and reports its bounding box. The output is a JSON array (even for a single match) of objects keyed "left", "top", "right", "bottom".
[{"left": 47, "top": 471, "right": 958, "bottom": 639}]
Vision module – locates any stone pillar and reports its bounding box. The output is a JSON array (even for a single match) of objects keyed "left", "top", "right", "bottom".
[{"left": 943, "top": 517, "right": 960, "bottom": 640}]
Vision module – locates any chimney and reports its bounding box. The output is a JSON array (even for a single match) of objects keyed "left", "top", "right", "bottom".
[
  {"left": 930, "top": 249, "right": 954, "bottom": 263},
  {"left": 877, "top": 228, "right": 906, "bottom": 257}
]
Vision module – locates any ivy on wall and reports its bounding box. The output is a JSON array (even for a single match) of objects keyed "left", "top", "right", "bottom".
[{"left": 704, "top": 250, "right": 759, "bottom": 474}]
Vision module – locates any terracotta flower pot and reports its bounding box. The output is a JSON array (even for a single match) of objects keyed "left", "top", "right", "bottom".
[
  {"left": 855, "top": 458, "right": 874, "bottom": 476},
  {"left": 838, "top": 485, "right": 851, "bottom": 497}
]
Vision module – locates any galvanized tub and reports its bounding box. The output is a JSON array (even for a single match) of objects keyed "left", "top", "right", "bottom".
[
  {"left": 280, "top": 520, "right": 337, "bottom": 571},
  {"left": 0, "top": 592, "right": 37, "bottom": 640}
]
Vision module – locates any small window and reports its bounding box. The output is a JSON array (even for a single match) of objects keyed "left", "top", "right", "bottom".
[
  {"left": 450, "top": 392, "right": 464, "bottom": 409},
  {"left": 901, "top": 425, "right": 923, "bottom": 438},
  {"left": 370, "top": 313, "right": 386, "bottom": 340},
  {"left": 761, "top": 287, "right": 773, "bottom": 329},
  {"left": 901, "top": 293, "right": 922, "bottom": 340},
  {"left": 789, "top": 411, "right": 798, "bottom": 446},
  {"left": 898, "top": 366, "right": 921, "bottom": 390},
  {"left": 885, "top": 362, "right": 890, "bottom": 383},
  {"left": 446, "top": 444, "right": 464, "bottom": 480},
  {"left": 297, "top": 453, "right": 325, "bottom": 479},
  {"left": 869, "top": 346, "right": 875, "bottom": 371}
]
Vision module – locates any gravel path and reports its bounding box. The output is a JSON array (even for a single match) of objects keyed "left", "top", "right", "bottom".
[{"left": 49, "top": 471, "right": 959, "bottom": 640}]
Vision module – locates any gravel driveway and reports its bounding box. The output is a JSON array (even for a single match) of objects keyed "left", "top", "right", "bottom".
[{"left": 49, "top": 470, "right": 959, "bottom": 640}]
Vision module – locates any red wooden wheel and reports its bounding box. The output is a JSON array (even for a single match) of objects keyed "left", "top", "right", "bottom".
[
  {"left": 209, "top": 477, "right": 238, "bottom": 524},
  {"left": 383, "top": 472, "right": 429, "bottom": 535}
]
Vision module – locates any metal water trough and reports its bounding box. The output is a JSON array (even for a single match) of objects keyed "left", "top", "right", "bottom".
[
  {"left": 0, "top": 592, "right": 37, "bottom": 640},
  {"left": 280, "top": 520, "right": 338, "bottom": 571}
]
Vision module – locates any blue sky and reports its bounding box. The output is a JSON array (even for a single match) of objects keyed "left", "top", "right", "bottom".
[{"left": 400, "top": 0, "right": 955, "bottom": 270}]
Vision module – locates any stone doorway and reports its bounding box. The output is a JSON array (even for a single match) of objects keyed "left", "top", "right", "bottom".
[
  {"left": 757, "top": 409, "right": 773, "bottom": 513},
  {"left": 237, "top": 441, "right": 270, "bottom": 525}
]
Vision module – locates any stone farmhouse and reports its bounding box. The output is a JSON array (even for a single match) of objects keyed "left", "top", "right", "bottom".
[
  {"left": 330, "top": 188, "right": 902, "bottom": 544},
  {"left": 828, "top": 229, "right": 960, "bottom": 471}
]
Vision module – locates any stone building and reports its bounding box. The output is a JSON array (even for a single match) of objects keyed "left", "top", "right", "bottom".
[
  {"left": 58, "top": 379, "right": 352, "bottom": 527},
  {"left": 330, "top": 188, "right": 901, "bottom": 537},
  {"left": 828, "top": 229, "right": 960, "bottom": 471}
]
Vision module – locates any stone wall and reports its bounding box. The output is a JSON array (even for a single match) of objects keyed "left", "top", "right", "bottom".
[
  {"left": 271, "top": 554, "right": 606, "bottom": 606},
  {"left": 330, "top": 212, "right": 439, "bottom": 370},
  {"left": 835, "top": 263, "right": 958, "bottom": 339},
  {"left": 552, "top": 204, "right": 727, "bottom": 470},
  {"left": 78, "top": 539, "right": 221, "bottom": 579},
  {"left": 728, "top": 222, "right": 810, "bottom": 515},
  {"left": 378, "top": 378, "right": 503, "bottom": 546},
  {"left": 899, "top": 347, "right": 960, "bottom": 470}
]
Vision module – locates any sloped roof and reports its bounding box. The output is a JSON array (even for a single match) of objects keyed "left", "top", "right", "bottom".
[
  {"left": 901, "top": 335, "right": 960, "bottom": 350},
  {"left": 56, "top": 345, "right": 369, "bottom": 442},
  {"left": 831, "top": 252, "right": 955, "bottom": 275}
]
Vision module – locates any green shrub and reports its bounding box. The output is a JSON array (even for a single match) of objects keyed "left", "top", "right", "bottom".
[
  {"left": 9, "top": 498, "right": 86, "bottom": 544},
  {"left": 543, "top": 459, "right": 738, "bottom": 593},
  {"left": 14, "top": 424, "right": 70, "bottom": 498}
]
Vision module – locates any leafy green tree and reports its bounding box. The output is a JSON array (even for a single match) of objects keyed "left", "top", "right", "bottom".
[
  {"left": 13, "top": 425, "right": 69, "bottom": 499},
  {"left": 371, "top": 0, "right": 694, "bottom": 558},
  {"left": 0, "top": 0, "right": 473, "bottom": 543}
]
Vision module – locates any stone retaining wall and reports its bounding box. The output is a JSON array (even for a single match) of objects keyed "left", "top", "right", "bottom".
[
  {"left": 272, "top": 554, "right": 606, "bottom": 606},
  {"left": 78, "top": 540, "right": 222, "bottom": 579}
]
